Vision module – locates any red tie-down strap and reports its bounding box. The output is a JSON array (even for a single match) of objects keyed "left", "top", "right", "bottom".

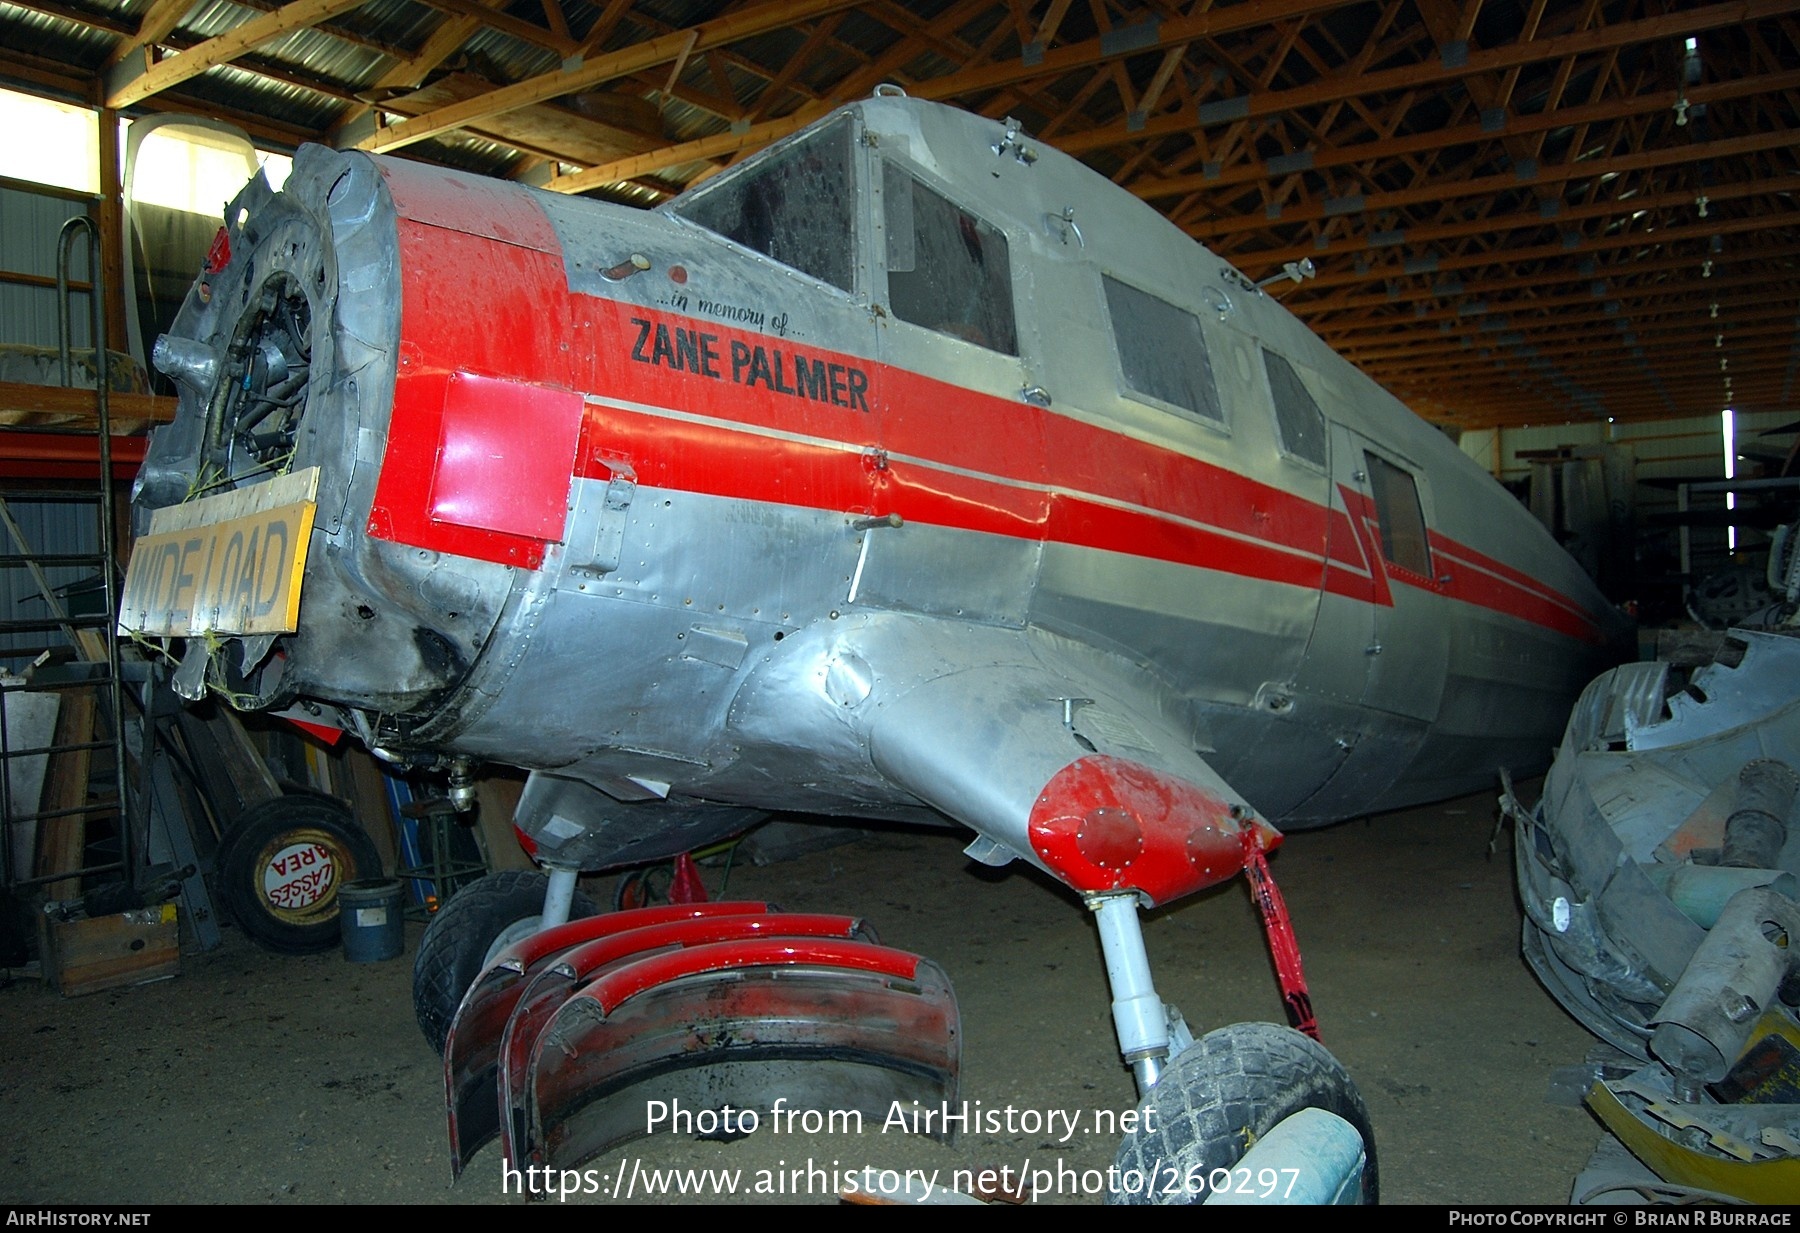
[{"left": 1241, "top": 828, "right": 1320, "bottom": 1041}]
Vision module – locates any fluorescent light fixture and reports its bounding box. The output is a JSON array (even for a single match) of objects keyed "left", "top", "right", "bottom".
[{"left": 1722, "top": 407, "right": 1736, "bottom": 552}]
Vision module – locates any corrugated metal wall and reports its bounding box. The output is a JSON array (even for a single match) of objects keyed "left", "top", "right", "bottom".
[
  {"left": 0, "top": 184, "right": 95, "bottom": 352},
  {"left": 1, "top": 180, "right": 107, "bottom": 663},
  {"left": 0, "top": 495, "right": 103, "bottom": 664}
]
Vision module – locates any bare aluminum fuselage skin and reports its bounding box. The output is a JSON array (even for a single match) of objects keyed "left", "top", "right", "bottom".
[{"left": 133, "top": 97, "right": 1626, "bottom": 901}]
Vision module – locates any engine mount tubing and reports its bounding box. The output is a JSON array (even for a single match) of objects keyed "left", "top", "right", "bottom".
[
  {"left": 540, "top": 865, "right": 582, "bottom": 928},
  {"left": 1090, "top": 892, "right": 1171, "bottom": 1096}
]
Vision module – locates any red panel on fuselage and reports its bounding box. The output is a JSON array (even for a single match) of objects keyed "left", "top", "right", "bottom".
[{"left": 368, "top": 166, "right": 579, "bottom": 569}]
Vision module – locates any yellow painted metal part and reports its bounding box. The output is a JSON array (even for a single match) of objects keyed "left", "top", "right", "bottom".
[
  {"left": 1587, "top": 1081, "right": 1800, "bottom": 1203},
  {"left": 119, "top": 466, "right": 319, "bottom": 637},
  {"left": 1587, "top": 1014, "right": 1800, "bottom": 1206}
]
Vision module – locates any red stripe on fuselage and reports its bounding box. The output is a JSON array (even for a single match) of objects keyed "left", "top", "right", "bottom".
[
  {"left": 365, "top": 177, "right": 1606, "bottom": 646},
  {"left": 569, "top": 300, "right": 1608, "bottom": 644}
]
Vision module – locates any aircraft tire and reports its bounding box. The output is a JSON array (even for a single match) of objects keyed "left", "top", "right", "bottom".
[
  {"left": 1106, "top": 1021, "right": 1378, "bottom": 1205},
  {"left": 412, "top": 870, "right": 596, "bottom": 1055},
  {"left": 217, "top": 795, "right": 383, "bottom": 956}
]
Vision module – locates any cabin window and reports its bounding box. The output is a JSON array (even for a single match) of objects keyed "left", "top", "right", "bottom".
[
  {"left": 1262, "top": 350, "right": 1327, "bottom": 467},
  {"left": 882, "top": 162, "right": 1017, "bottom": 354},
  {"left": 1102, "top": 275, "right": 1223, "bottom": 425},
  {"left": 673, "top": 114, "right": 855, "bottom": 291},
  {"left": 1365, "top": 452, "right": 1433, "bottom": 577}
]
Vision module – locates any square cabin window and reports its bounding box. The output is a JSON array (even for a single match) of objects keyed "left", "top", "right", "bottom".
[
  {"left": 1365, "top": 451, "right": 1433, "bottom": 577},
  {"left": 1103, "top": 276, "right": 1223, "bottom": 425},
  {"left": 1262, "top": 349, "right": 1328, "bottom": 468},
  {"left": 883, "top": 162, "right": 1017, "bottom": 354},
  {"left": 673, "top": 114, "right": 855, "bottom": 291}
]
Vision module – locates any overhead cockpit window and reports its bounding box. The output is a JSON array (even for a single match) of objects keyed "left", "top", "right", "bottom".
[
  {"left": 1102, "top": 276, "right": 1224, "bottom": 425},
  {"left": 672, "top": 114, "right": 855, "bottom": 291},
  {"left": 1365, "top": 452, "right": 1433, "bottom": 577},
  {"left": 883, "top": 162, "right": 1017, "bottom": 354},
  {"left": 1263, "top": 350, "right": 1328, "bottom": 467}
]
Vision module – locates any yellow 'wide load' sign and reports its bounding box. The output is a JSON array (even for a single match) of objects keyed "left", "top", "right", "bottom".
[{"left": 119, "top": 467, "right": 319, "bottom": 638}]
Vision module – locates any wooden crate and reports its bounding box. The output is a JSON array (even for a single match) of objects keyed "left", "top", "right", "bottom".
[{"left": 40, "top": 905, "right": 180, "bottom": 997}]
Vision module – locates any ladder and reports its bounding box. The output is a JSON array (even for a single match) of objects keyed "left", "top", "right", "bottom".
[{"left": 0, "top": 216, "right": 218, "bottom": 948}]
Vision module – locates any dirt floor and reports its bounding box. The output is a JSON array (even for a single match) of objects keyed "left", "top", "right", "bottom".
[{"left": 0, "top": 786, "right": 1607, "bottom": 1206}]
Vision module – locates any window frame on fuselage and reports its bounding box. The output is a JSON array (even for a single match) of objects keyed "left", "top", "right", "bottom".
[{"left": 1098, "top": 272, "right": 1228, "bottom": 431}]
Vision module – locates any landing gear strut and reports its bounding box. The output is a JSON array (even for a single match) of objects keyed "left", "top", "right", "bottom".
[
  {"left": 1091, "top": 893, "right": 1192, "bottom": 1096},
  {"left": 1090, "top": 890, "right": 1378, "bottom": 1204}
]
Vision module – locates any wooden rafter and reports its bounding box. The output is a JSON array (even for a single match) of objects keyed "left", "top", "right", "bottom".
[{"left": 0, "top": 0, "right": 1793, "bottom": 432}]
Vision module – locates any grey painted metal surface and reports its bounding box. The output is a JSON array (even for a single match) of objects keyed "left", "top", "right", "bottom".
[
  {"left": 129, "top": 94, "right": 1627, "bottom": 893},
  {"left": 1516, "top": 628, "right": 1800, "bottom": 1058},
  {"left": 123, "top": 95, "right": 1639, "bottom": 1190}
]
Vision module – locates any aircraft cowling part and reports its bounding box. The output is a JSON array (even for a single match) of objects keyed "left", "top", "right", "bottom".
[
  {"left": 129, "top": 147, "right": 521, "bottom": 719},
  {"left": 512, "top": 937, "right": 959, "bottom": 1179},
  {"left": 444, "top": 900, "right": 774, "bottom": 1174},
  {"left": 1647, "top": 885, "right": 1800, "bottom": 1085},
  {"left": 1028, "top": 755, "right": 1282, "bottom": 906},
  {"left": 493, "top": 914, "right": 886, "bottom": 1155}
]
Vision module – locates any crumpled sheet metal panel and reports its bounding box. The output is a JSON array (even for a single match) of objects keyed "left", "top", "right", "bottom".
[
  {"left": 444, "top": 902, "right": 776, "bottom": 1173},
  {"left": 494, "top": 917, "right": 883, "bottom": 1170},
  {"left": 519, "top": 943, "right": 960, "bottom": 1175}
]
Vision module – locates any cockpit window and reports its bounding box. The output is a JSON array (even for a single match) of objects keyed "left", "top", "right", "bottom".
[
  {"left": 1102, "top": 275, "right": 1224, "bottom": 425},
  {"left": 672, "top": 114, "right": 855, "bottom": 291},
  {"left": 882, "top": 161, "right": 1017, "bottom": 354}
]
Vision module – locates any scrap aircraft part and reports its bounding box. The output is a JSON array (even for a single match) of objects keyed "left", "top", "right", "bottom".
[
  {"left": 1107, "top": 1021, "right": 1377, "bottom": 1205},
  {"left": 456, "top": 905, "right": 863, "bottom": 1174},
  {"left": 1687, "top": 566, "right": 1776, "bottom": 631},
  {"left": 1201, "top": 1108, "right": 1368, "bottom": 1206},
  {"left": 1586, "top": 1056, "right": 1800, "bottom": 1204},
  {"left": 1520, "top": 628, "right": 1800, "bottom": 1205},
  {"left": 1515, "top": 629, "right": 1800, "bottom": 1057},
  {"left": 1648, "top": 885, "right": 1800, "bottom": 1087},
  {"left": 1718, "top": 760, "right": 1796, "bottom": 870},
  {"left": 515, "top": 941, "right": 958, "bottom": 1175},
  {"left": 470, "top": 908, "right": 876, "bottom": 1173},
  {"left": 441, "top": 899, "right": 773, "bottom": 1173}
]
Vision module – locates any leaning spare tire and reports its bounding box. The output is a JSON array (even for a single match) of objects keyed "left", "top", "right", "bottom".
[{"left": 217, "top": 795, "right": 383, "bottom": 954}]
